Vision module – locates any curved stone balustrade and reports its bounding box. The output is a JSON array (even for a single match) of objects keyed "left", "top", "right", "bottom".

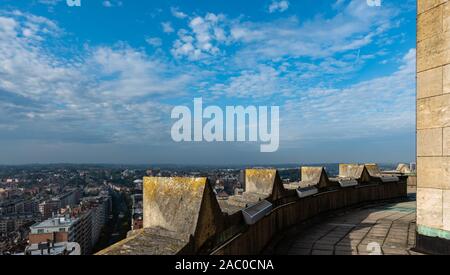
[{"left": 97, "top": 164, "right": 408, "bottom": 255}]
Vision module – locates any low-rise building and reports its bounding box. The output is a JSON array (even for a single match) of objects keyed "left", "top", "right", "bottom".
[
  {"left": 28, "top": 214, "right": 92, "bottom": 255},
  {"left": 23, "top": 242, "right": 80, "bottom": 255}
]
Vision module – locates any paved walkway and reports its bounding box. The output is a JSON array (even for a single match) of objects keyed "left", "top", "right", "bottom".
[{"left": 276, "top": 197, "right": 422, "bottom": 255}]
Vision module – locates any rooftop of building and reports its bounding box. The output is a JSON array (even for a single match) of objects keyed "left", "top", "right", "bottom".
[
  {"left": 22, "top": 242, "right": 81, "bottom": 255},
  {"left": 30, "top": 216, "right": 78, "bottom": 230}
]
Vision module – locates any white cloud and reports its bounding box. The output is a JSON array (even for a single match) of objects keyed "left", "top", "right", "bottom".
[
  {"left": 210, "top": 65, "right": 292, "bottom": 98},
  {"left": 170, "top": 7, "right": 187, "bottom": 19},
  {"left": 281, "top": 48, "right": 416, "bottom": 142},
  {"left": 145, "top": 37, "right": 162, "bottom": 47},
  {"left": 102, "top": 1, "right": 123, "bottom": 8},
  {"left": 161, "top": 22, "right": 174, "bottom": 33},
  {"left": 268, "top": 1, "right": 290, "bottom": 13},
  {"left": 171, "top": 13, "right": 229, "bottom": 60},
  {"left": 230, "top": 0, "right": 395, "bottom": 63},
  {"left": 167, "top": 0, "right": 396, "bottom": 66},
  {"left": 37, "top": 0, "right": 62, "bottom": 6},
  {"left": 0, "top": 11, "right": 194, "bottom": 145},
  {"left": 0, "top": 1, "right": 414, "bottom": 152},
  {"left": 89, "top": 46, "right": 193, "bottom": 100}
]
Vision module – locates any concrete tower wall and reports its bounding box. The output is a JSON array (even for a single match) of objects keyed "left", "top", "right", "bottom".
[{"left": 416, "top": 0, "right": 450, "bottom": 254}]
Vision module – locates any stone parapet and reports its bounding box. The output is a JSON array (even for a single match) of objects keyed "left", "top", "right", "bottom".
[{"left": 97, "top": 165, "right": 408, "bottom": 255}]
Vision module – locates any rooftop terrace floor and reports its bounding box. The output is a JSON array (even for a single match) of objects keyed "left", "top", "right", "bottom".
[{"left": 271, "top": 194, "right": 422, "bottom": 255}]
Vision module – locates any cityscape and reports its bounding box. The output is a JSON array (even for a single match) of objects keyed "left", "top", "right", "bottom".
[{"left": 0, "top": 163, "right": 401, "bottom": 255}]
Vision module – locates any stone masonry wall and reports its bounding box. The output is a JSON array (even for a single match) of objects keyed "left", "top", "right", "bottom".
[{"left": 417, "top": 0, "right": 450, "bottom": 244}]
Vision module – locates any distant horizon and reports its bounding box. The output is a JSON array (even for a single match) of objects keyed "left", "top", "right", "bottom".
[{"left": 0, "top": 161, "right": 410, "bottom": 168}]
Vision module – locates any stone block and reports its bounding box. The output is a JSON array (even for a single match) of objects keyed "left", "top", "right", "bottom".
[
  {"left": 417, "top": 157, "right": 450, "bottom": 189},
  {"left": 417, "top": 187, "right": 443, "bottom": 229},
  {"left": 418, "top": 5, "right": 443, "bottom": 42},
  {"left": 417, "top": 94, "right": 450, "bottom": 129},
  {"left": 417, "top": 128, "right": 443, "bottom": 156},
  {"left": 444, "top": 127, "right": 450, "bottom": 155},
  {"left": 418, "top": 0, "right": 447, "bottom": 15},
  {"left": 444, "top": 190, "right": 450, "bottom": 231},
  {"left": 300, "top": 167, "right": 333, "bottom": 190},
  {"left": 245, "top": 169, "right": 285, "bottom": 200},
  {"left": 443, "top": 64, "right": 450, "bottom": 94},
  {"left": 417, "top": 32, "right": 450, "bottom": 72},
  {"left": 418, "top": 67, "right": 443, "bottom": 99},
  {"left": 444, "top": 1, "right": 450, "bottom": 32}
]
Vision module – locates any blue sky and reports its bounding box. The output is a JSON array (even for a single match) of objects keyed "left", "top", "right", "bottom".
[{"left": 0, "top": 0, "right": 416, "bottom": 165}]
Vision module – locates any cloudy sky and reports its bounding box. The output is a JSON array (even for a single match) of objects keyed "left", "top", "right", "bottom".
[{"left": 0, "top": 0, "right": 416, "bottom": 165}]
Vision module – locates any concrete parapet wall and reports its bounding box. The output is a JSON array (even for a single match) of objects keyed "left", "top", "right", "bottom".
[
  {"left": 339, "top": 164, "right": 371, "bottom": 184},
  {"left": 98, "top": 177, "right": 224, "bottom": 255},
  {"left": 143, "top": 177, "right": 207, "bottom": 235},
  {"left": 244, "top": 169, "right": 285, "bottom": 201},
  {"left": 365, "top": 163, "right": 382, "bottom": 177},
  {"left": 211, "top": 181, "right": 407, "bottom": 255},
  {"left": 245, "top": 169, "right": 277, "bottom": 196},
  {"left": 98, "top": 167, "right": 408, "bottom": 255},
  {"left": 300, "top": 167, "right": 332, "bottom": 190}
]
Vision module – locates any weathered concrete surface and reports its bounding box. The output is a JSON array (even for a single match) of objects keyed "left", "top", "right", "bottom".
[
  {"left": 218, "top": 193, "right": 261, "bottom": 215},
  {"left": 339, "top": 164, "right": 362, "bottom": 178},
  {"left": 338, "top": 164, "right": 371, "bottom": 184},
  {"left": 365, "top": 164, "right": 383, "bottom": 178},
  {"left": 219, "top": 169, "right": 285, "bottom": 215},
  {"left": 396, "top": 164, "right": 413, "bottom": 174},
  {"left": 273, "top": 200, "right": 421, "bottom": 255},
  {"left": 96, "top": 228, "right": 190, "bottom": 255},
  {"left": 245, "top": 169, "right": 284, "bottom": 200},
  {"left": 365, "top": 163, "right": 402, "bottom": 183},
  {"left": 97, "top": 177, "right": 224, "bottom": 255},
  {"left": 299, "top": 167, "right": 337, "bottom": 190},
  {"left": 143, "top": 177, "right": 207, "bottom": 235}
]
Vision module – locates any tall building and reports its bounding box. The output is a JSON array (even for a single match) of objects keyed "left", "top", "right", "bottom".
[
  {"left": 80, "top": 195, "right": 110, "bottom": 246},
  {"left": 131, "top": 194, "right": 143, "bottom": 230},
  {"left": 28, "top": 214, "right": 92, "bottom": 255},
  {"left": 38, "top": 200, "right": 60, "bottom": 219},
  {"left": 0, "top": 219, "right": 14, "bottom": 235},
  {"left": 38, "top": 189, "right": 81, "bottom": 219},
  {"left": 0, "top": 199, "right": 25, "bottom": 215},
  {"left": 239, "top": 170, "right": 246, "bottom": 190}
]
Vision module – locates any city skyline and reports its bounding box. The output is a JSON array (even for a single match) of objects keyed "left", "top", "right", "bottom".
[{"left": 0, "top": 0, "right": 416, "bottom": 165}]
